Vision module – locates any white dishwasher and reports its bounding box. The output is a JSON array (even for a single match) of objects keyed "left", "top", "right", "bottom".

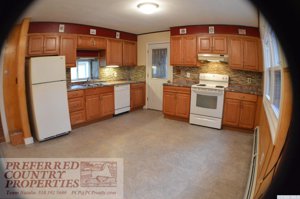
[{"left": 114, "top": 84, "right": 130, "bottom": 115}]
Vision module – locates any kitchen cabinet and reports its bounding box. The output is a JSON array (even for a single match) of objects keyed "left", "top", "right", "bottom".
[
  {"left": 77, "top": 35, "right": 106, "bottom": 50},
  {"left": 27, "top": 34, "right": 60, "bottom": 56},
  {"left": 60, "top": 34, "right": 77, "bottom": 67},
  {"left": 130, "top": 83, "right": 145, "bottom": 110},
  {"left": 228, "top": 36, "right": 260, "bottom": 71},
  {"left": 106, "top": 39, "right": 123, "bottom": 66},
  {"left": 68, "top": 90, "right": 86, "bottom": 126},
  {"left": 123, "top": 41, "right": 137, "bottom": 66},
  {"left": 163, "top": 86, "right": 191, "bottom": 120},
  {"left": 197, "top": 35, "right": 227, "bottom": 54},
  {"left": 223, "top": 92, "right": 257, "bottom": 129},
  {"left": 85, "top": 86, "right": 114, "bottom": 121},
  {"left": 170, "top": 35, "right": 197, "bottom": 66}
]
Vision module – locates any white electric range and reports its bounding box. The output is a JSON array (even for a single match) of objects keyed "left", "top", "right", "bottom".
[{"left": 189, "top": 73, "right": 229, "bottom": 129}]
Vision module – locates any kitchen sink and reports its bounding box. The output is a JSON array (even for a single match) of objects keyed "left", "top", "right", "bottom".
[{"left": 85, "top": 82, "right": 104, "bottom": 87}]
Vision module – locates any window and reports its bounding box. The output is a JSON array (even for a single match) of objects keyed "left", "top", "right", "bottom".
[
  {"left": 151, "top": 48, "right": 167, "bottom": 79},
  {"left": 262, "top": 20, "right": 286, "bottom": 140},
  {"left": 71, "top": 59, "right": 99, "bottom": 81}
]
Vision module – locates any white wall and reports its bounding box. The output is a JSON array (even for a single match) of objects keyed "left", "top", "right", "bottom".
[
  {"left": 137, "top": 31, "right": 170, "bottom": 66},
  {"left": 0, "top": 46, "right": 10, "bottom": 142}
]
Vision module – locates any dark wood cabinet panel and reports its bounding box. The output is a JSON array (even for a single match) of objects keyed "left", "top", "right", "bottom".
[{"left": 60, "top": 34, "right": 77, "bottom": 67}]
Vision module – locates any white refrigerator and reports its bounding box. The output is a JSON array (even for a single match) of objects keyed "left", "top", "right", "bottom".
[{"left": 27, "top": 56, "right": 71, "bottom": 141}]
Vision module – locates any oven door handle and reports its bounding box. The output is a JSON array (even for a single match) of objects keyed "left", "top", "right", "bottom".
[{"left": 192, "top": 90, "right": 224, "bottom": 96}]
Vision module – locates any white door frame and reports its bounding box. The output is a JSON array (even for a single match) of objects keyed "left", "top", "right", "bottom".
[{"left": 145, "top": 41, "right": 172, "bottom": 110}]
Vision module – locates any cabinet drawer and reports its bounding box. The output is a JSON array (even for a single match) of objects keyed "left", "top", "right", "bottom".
[
  {"left": 68, "top": 97, "right": 85, "bottom": 112},
  {"left": 98, "top": 86, "right": 114, "bottom": 94},
  {"left": 131, "top": 83, "right": 145, "bottom": 89},
  {"left": 163, "top": 86, "right": 191, "bottom": 94},
  {"left": 85, "top": 88, "right": 99, "bottom": 96},
  {"left": 70, "top": 110, "right": 86, "bottom": 125},
  {"left": 68, "top": 90, "right": 84, "bottom": 99},
  {"left": 225, "top": 91, "right": 257, "bottom": 102}
]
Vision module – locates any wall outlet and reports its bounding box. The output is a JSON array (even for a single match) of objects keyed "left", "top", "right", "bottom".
[
  {"left": 113, "top": 71, "right": 117, "bottom": 77},
  {"left": 247, "top": 78, "right": 252, "bottom": 84},
  {"left": 186, "top": 72, "right": 190, "bottom": 78}
]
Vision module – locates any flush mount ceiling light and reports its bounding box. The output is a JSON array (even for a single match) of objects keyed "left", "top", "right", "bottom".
[{"left": 137, "top": 2, "right": 159, "bottom": 14}]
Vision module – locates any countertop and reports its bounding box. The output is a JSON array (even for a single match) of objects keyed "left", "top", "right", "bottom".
[
  {"left": 163, "top": 82, "right": 262, "bottom": 96},
  {"left": 68, "top": 80, "right": 145, "bottom": 91}
]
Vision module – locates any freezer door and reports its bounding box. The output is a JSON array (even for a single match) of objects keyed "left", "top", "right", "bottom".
[
  {"left": 30, "top": 56, "right": 66, "bottom": 84},
  {"left": 30, "top": 81, "right": 71, "bottom": 141}
]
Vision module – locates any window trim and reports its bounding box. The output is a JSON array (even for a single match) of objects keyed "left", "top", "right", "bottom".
[{"left": 71, "top": 59, "right": 93, "bottom": 81}]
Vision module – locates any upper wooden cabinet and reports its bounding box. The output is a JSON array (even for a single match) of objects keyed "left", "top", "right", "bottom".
[
  {"left": 60, "top": 34, "right": 77, "bottom": 67},
  {"left": 197, "top": 35, "right": 227, "bottom": 54},
  {"left": 170, "top": 35, "right": 197, "bottom": 66},
  {"left": 123, "top": 41, "right": 137, "bottom": 66},
  {"left": 27, "top": 34, "right": 60, "bottom": 56},
  {"left": 77, "top": 35, "right": 106, "bottom": 50},
  {"left": 106, "top": 39, "right": 123, "bottom": 66},
  {"left": 228, "top": 36, "right": 261, "bottom": 71}
]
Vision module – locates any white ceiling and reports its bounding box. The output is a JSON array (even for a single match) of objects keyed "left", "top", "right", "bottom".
[{"left": 21, "top": 0, "right": 258, "bottom": 34}]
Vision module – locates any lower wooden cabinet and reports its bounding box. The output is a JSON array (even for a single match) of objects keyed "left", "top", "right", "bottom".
[
  {"left": 85, "top": 87, "right": 114, "bottom": 121},
  {"left": 68, "top": 90, "right": 86, "bottom": 126},
  {"left": 130, "top": 83, "right": 145, "bottom": 110},
  {"left": 163, "top": 86, "right": 191, "bottom": 120},
  {"left": 223, "top": 92, "right": 258, "bottom": 129}
]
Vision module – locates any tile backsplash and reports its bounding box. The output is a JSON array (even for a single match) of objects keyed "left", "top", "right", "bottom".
[
  {"left": 173, "top": 63, "right": 263, "bottom": 88},
  {"left": 66, "top": 65, "right": 145, "bottom": 85}
]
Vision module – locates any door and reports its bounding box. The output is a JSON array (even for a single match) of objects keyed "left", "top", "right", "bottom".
[
  {"left": 223, "top": 98, "right": 240, "bottom": 127},
  {"left": 175, "top": 93, "right": 190, "bottom": 118},
  {"left": 30, "top": 81, "right": 71, "bottom": 141},
  {"left": 43, "top": 34, "right": 60, "bottom": 55},
  {"left": 197, "top": 36, "right": 211, "bottom": 53},
  {"left": 182, "top": 35, "right": 197, "bottom": 65},
  {"left": 243, "top": 38, "right": 259, "bottom": 71},
  {"left": 229, "top": 37, "right": 243, "bottom": 69},
  {"left": 123, "top": 41, "right": 137, "bottom": 66},
  {"left": 60, "top": 34, "right": 77, "bottom": 67},
  {"left": 147, "top": 42, "right": 172, "bottom": 111},
  {"left": 86, "top": 94, "right": 101, "bottom": 120},
  {"left": 100, "top": 93, "right": 114, "bottom": 116},
  {"left": 212, "top": 36, "right": 227, "bottom": 54},
  {"left": 107, "top": 39, "right": 123, "bottom": 66},
  {"left": 239, "top": 101, "right": 256, "bottom": 129},
  {"left": 28, "top": 35, "right": 44, "bottom": 55},
  {"left": 163, "top": 92, "right": 176, "bottom": 115}
]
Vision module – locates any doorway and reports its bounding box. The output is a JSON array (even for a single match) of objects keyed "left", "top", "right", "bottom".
[{"left": 146, "top": 42, "right": 172, "bottom": 111}]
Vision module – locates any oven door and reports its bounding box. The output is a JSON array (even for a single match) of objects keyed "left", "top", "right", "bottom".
[{"left": 190, "top": 89, "right": 224, "bottom": 118}]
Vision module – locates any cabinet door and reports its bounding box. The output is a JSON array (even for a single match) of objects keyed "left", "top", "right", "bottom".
[
  {"left": 182, "top": 35, "right": 197, "bottom": 66},
  {"left": 86, "top": 95, "right": 101, "bottom": 121},
  {"left": 68, "top": 97, "right": 85, "bottom": 112},
  {"left": 132, "top": 87, "right": 145, "bottom": 108},
  {"left": 96, "top": 37, "right": 107, "bottom": 49},
  {"left": 100, "top": 93, "right": 114, "bottom": 116},
  {"left": 239, "top": 101, "right": 256, "bottom": 129},
  {"left": 107, "top": 39, "right": 123, "bottom": 66},
  {"left": 175, "top": 93, "right": 190, "bottom": 118},
  {"left": 170, "top": 36, "right": 182, "bottom": 66},
  {"left": 212, "top": 36, "right": 227, "bottom": 54},
  {"left": 243, "top": 38, "right": 259, "bottom": 71},
  {"left": 77, "top": 36, "right": 98, "bottom": 49},
  {"left": 228, "top": 37, "right": 243, "bottom": 70},
  {"left": 163, "top": 92, "right": 176, "bottom": 116},
  {"left": 28, "top": 35, "right": 44, "bottom": 55},
  {"left": 123, "top": 41, "right": 137, "bottom": 66},
  {"left": 223, "top": 98, "right": 240, "bottom": 127},
  {"left": 60, "top": 34, "right": 77, "bottom": 67},
  {"left": 197, "top": 36, "right": 211, "bottom": 53},
  {"left": 70, "top": 110, "right": 86, "bottom": 125},
  {"left": 43, "top": 35, "right": 60, "bottom": 55}
]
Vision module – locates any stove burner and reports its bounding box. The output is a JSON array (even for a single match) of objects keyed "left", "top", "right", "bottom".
[
  {"left": 198, "top": 84, "right": 206, "bottom": 86},
  {"left": 215, "top": 85, "right": 224, "bottom": 88}
]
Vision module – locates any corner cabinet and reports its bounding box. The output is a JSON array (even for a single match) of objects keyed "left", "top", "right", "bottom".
[
  {"left": 163, "top": 86, "right": 191, "bottom": 120},
  {"left": 170, "top": 35, "right": 197, "bottom": 66},
  {"left": 197, "top": 35, "right": 227, "bottom": 54},
  {"left": 60, "top": 34, "right": 77, "bottom": 67},
  {"left": 130, "top": 83, "right": 145, "bottom": 111},
  {"left": 228, "top": 36, "right": 262, "bottom": 72},
  {"left": 223, "top": 92, "right": 258, "bottom": 129},
  {"left": 123, "top": 41, "right": 137, "bottom": 66},
  {"left": 106, "top": 39, "right": 123, "bottom": 66},
  {"left": 27, "top": 33, "right": 60, "bottom": 56}
]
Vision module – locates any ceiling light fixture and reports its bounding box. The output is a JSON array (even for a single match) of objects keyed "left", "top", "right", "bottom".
[{"left": 137, "top": 2, "right": 159, "bottom": 14}]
